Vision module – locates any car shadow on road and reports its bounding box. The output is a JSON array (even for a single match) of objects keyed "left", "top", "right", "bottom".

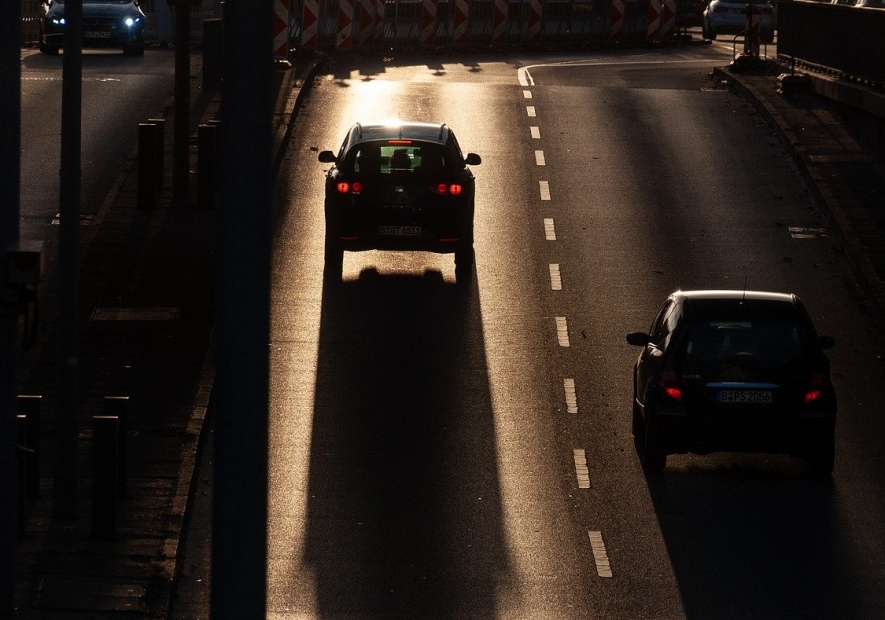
[{"left": 302, "top": 267, "right": 512, "bottom": 617}]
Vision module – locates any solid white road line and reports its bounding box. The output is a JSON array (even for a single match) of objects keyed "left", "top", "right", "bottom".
[
  {"left": 555, "top": 317, "right": 570, "bottom": 347},
  {"left": 549, "top": 264, "right": 562, "bottom": 291},
  {"left": 588, "top": 531, "right": 613, "bottom": 578},
  {"left": 573, "top": 449, "right": 591, "bottom": 488},
  {"left": 564, "top": 378, "right": 578, "bottom": 413},
  {"left": 544, "top": 218, "right": 556, "bottom": 241}
]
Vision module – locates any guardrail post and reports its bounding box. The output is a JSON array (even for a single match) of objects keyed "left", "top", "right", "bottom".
[
  {"left": 104, "top": 396, "right": 129, "bottom": 499},
  {"left": 198, "top": 123, "right": 217, "bottom": 209},
  {"left": 92, "top": 415, "right": 118, "bottom": 541},
  {"left": 138, "top": 122, "right": 158, "bottom": 209},
  {"left": 18, "top": 394, "right": 41, "bottom": 498},
  {"left": 147, "top": 117, "right": 166, "bottom": 191}
]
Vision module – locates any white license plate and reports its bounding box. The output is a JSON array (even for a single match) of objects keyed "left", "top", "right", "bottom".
[
  {"left": 717, "top": 390, "right": 772, "bottom": 404},
  {"left": 86, "top": 31, "right": 112, "bottom": 38},
  {"left": 378, "top": 225, "right": 421, "bottom": 236}
]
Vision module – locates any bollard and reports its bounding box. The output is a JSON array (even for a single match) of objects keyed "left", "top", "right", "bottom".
[
  {"left": 104, "top": 396, "right": 129, "bottom": 499},
  {"left": 92, "top": 415, "right": 119, "bottom": 541},
  {"left": 138, "top": 122, "right": 158, "bottom": 209},
  {"left": 18, "top": 394, "right": 41, "bottom": 498},
  {"left": 203, "top": 18, "right": 224, "bottom": 89},
  {"left": 198, "top": 123, "right": 217, "bottom": 210},
  {"left": 147, "top": 118, "right": 166, "bottom": 191}
]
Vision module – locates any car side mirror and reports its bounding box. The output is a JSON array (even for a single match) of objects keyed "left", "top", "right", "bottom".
[
  {"left": 626, "top": 332, "right": 650, "bottom": 347},
  {"left": 318, "top": 150, "right": 337, "bottom": 163},
  {"left": 818, "top": 335, "right": 835, "bottom": 350},
  {"left": 465, "top": 153, "right": 481, "bottom": 166}
]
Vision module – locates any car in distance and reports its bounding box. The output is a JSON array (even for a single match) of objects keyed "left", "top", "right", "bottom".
[
  {"left": 702, "top": 0, "right": 775, "bottom": 42},
  {"left": 626, "top": 290, "right": 836, "bottom": 476},
  {"left": 317, "top": 121, "right": 481, "bottom": 284},
  {"left": 40, "top": 0, "right": 146, "bottom": 55}
]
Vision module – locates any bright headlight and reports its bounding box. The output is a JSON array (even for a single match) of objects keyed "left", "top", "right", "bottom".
[
  {"left": 51, "top": 17, "right": 65, "bottom": 24},
  {"left": 125, "top": 17, "right": 135, "bottom": 26}
]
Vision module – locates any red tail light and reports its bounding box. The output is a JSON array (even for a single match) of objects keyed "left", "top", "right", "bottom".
[
  {"left": 336, "top": 181, "right": 363, "bottom": 194},
  {"left": 336, "top": 182, "right": 350, "bottom": 194},
  {"left": 435, "top": 183, "right": 464, "bottom": 195},
  {"left": 449, "top": 183, "right": 463, "bottom": 195},
  {"left": 660, "top": 370, "right": 682, "bottom": 402},
  {"left": 351, "top": 181, "right": 363, "bottom": 194},
  {"left": 805, "top": 372, "right": 826, "bottom": 404}
]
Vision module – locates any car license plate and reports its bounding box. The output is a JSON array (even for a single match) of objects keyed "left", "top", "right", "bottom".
[
  {"left": 717, "top": 390, "right": 772, "bottom": 404},
  {"left": 378, "top": 225, "right": 421, "bottom": 236},
  {"left": 86, "top": 31, "right": 112, "bottom": 38}
]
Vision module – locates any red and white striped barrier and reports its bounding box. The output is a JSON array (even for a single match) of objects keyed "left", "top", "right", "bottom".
[
  {"left": 337, "top": 0, "right": 355, "bottom": 49},
  {"left": 301, "top": 0, "right": 320, "bottom": 48},
  {"left": 661, "top": 0, "right": 676, "bottom": 37},
  {"left": 646, "top": 0, "right": 661, "bottom": 40},
  {"left": 273, "top": 0, "right": 290, "bottom": 57},
  {"left": 492, "top": 0, "right": 507, "bottom": 43},
  {"left": 421, "top": 0, "right": 437, "bottom": 45},
  {"left": 358, "top": 0, "right": 377, "bottom": 47},
  {"left": 527, "top": 0, "right": 542, "bottom": 42},
  {"left": 452, "top": 0, "right": 469, "bottom": 44},
  {"left": 610, "top": 0, "right": 624, "bottom": 41},
  {"left": 373, "top": 0, "right": 386, "bottom": 46}
]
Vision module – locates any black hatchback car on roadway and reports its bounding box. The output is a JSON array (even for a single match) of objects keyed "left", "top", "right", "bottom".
[
  {"left": 40, "top": 0, "right": 146, "bottom": 55},
  {"left": 318, "top": 121, "right": 481, "bottom": 284},
  {"left": 627, "top": 290, "right": 837, "bottom": 476}
]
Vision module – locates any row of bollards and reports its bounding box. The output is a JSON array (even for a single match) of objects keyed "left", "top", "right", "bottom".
[
  {"left": 16, "top": 395, "right": 130, "bottom": 541},
  {"left": 136, "top": 114, "right": 219, "bottom": 210}
]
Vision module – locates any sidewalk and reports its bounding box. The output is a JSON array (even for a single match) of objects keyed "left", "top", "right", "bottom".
[
  {"left": 14, "top": 49, "right": 323, "bottom": 618},
  {"left": 714, "top": 59, "right": 885, "bottom": 324}
]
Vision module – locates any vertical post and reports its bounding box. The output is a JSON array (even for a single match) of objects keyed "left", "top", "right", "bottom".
[
  {"left": 91, "top": 415, "right": 118, "bottom": 541},
  {"left": 212, "top": 0, "right": 272, "bottom": 615},
  {"left": 104, "top": 396, "right": 129, "bottom": 499},
  {"left": 18, "top": 395, "right": 42, "bottom": 498},
  {"left": 147, "top": 117, "right": 166, "bottom": 191},
  {"left": 198, "top": 124, "right": 217, "bottom": 210},
  {"left": 203, "top": 18, "right": 224, "bottom": 89},
  {"left": 173, "top": 0, "right": 192, "bottom": 202},
  {"left": 138, "top": 122, "right": 158, "bottom": 209}
]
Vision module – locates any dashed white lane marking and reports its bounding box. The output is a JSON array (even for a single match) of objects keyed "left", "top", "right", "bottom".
[
  {"left": 574, "top": 449, "right": 591, "bottom": 488},
  {"left": 518, "top": 67, "right": 534, "bottom": 86},
  {"left": 564, "top": 378, "right": 578, "bottom": 413},
  {"left": 523, "top": 90, "right": 533, "bottom": 98},
  {"left": 527, "top": 106, "right": 536, "bottom": 117},
  {"left": 539, "top": 181, "right": 551, "bottom": 201},
  {"left": 535, "top": 150, "right": 546, "bottom": 166},
  {"left": 549, "top": 264, "right": 562, "bottom": 291},
  {"left": 588, "top": 531, "right": 613, "bottom": 578},
  {"left": 544, "top": 218, "right": 556, "bottom": 241},
  {"left": 555, "top": 316, "right": 570, "bottom": 347},
  {"left": 530, "top": 126, "right": 541, "bottom": 139}
]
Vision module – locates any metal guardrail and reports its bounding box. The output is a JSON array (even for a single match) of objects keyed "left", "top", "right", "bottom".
[{"left": 777, "top": 0, "right": 885, "bottom": 85}]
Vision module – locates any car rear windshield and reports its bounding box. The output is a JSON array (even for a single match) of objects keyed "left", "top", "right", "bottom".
[
  {"left": 343, "top": 141, "right": 453, "bottom": 180},
  {"left": 682, "top": 320, "right": 806, "bottom": 367}
]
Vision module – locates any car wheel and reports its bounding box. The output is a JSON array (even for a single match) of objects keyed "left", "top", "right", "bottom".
[
  {"left": 807, "top": 430, "right": 835, "bottom": 478},
  {"left": 323, "top": 237, "right": 343, "bottom": 283},
  {"left": 455, "top": 245, "right": 474, "bottom": 286},
  {"left": 642, "top": 414, "right": 667, "bottom": 472}
]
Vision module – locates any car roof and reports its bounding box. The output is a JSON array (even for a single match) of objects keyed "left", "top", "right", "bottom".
[
  {"left": 672, "top": 290, "right": 805, "bottom": 322},
  {"left": 348, "top": 121, "right": 450, "bottom": 145},
  {"left": 672, "top": 289, "right": 796, "bottom": 303}
]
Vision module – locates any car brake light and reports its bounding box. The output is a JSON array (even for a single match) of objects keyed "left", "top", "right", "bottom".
[
  {"left": 336, "top": 182, "right": 350, "bottom": 194},
  {"left": 660, "top": 370, "right": 682, "bottom": 402},
  {"left": 336, "top": 181, "right": 363, "bottom": 194},
  {"left": 351, "top": 181, "right": 363, "bottom": 194},
  {"left": 805, "top": 372, "right": 826, "bottom": 403},
  {"left": 435, "top": 183, "right": 464, "bottom": 195},
  {"left": 449, "top": 183, "right": 463, "bottom": 196}
]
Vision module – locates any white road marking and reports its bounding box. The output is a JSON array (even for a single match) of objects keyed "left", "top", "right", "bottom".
[
  {"left": 588, "top": 531, "right": 613, "bottom": 578},
  {"left": 555, "top": 316, "right": 570, "bottom": 347},
  {"left": 530, "top": 126, "right": 541, "bottom": 139},
  {"left": 549, "top": 264, "right": 562, "bottom": 291},
  {"left": 574, "top": 449, "right": 591, "bottom": 488},
  {"left": 544, "top": 218, "right": 556, "bottom": 241},
  {"left": 564, "top": 378, "right": 578, "bottom": 413},
  {"left": 518, "top": 67, "right": 535, "bottom": 86},
  {"left": 535, "top": 150, "right": 546, "bottom": 166},
  {"left": 523, "top": 90, "right": 533, "bottom": 98},
  {"left": 527, "top": 106, "right": 536, "bottom": 117},
  {"left": 539, "top": 181, "right": 551, "bottom": 201}
]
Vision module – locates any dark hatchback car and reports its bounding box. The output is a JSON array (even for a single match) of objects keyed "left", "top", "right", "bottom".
[
  {"left": 627, "top": 290, "right": 836, "bottom": 476},
  {"left": 40, "top": 0, "right": 146, "bottom": 55},
  {"left": 318, "top": 121, "right": 481, "bottom": 284}
]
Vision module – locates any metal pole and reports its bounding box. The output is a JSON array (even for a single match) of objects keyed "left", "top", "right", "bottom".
[
  {"left": 54, "top": 0, "right": 84, "bottom": 520},
  {"left": 173, "top": 0, "right": 192, "bottom": 202},
  {"left": 211, "top": 0, "right": 272, "bottom": 614},
  {"left": 0, "top": 0, "right": 23, "bottom": 609}
]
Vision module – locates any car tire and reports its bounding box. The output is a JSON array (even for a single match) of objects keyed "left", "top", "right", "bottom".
[
  {"left": 642, "top": 414, "right": 667, "bottom": 472},
  {"left": 808, "top": 430, "right": 835, "bottom": 478},
  {"left": 455, "top": 245, "right": 474, "bottom": 286}
]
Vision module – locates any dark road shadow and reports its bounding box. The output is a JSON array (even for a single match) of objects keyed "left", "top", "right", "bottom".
[{"left": 303, "top": 267, "right": 511, "bottom": 618}]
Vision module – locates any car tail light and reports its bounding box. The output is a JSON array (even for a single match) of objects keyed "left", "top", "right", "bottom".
[
  {"left": 336, "top": 182, "right": 350, "bottom": 194},
  {"left": 351, "top": 181, "right": 363, "bottom": 194},
  {"left": 659, "top": 370, "right": 682, "bottom": 402},
  {"left": 805, "top": 372, "right": 826, "bottom": 403},
  {"left": 336, "top": 181, "right": 363, "bottom": 195},
  {"left": 434, "top": 183, "right": 464, "bottom": 195}
]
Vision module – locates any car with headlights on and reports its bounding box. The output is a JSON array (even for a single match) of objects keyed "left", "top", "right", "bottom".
[
  {"left": 626, "top": 290, "right": 836, "bottom": 476},
  {"left": 318, "top": 121, "right": 481, "bottom": 284},
  {"left": 40, "top": 0, "right": 146, "bottom": 55},
  {"left": 702, "top": 0, "right": 775, "bottom": 42}
]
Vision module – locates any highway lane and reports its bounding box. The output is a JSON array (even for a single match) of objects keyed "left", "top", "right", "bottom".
[{"left": 266, "top": 45, "right": 885, "bottom": 618}]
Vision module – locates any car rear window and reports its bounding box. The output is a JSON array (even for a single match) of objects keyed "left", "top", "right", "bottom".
[
  {"left": 682, "top": 320, "right": 806, "bottom": 366},
  {"left": 344, "top": 141, "right": 453, "bottom": 180}
]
